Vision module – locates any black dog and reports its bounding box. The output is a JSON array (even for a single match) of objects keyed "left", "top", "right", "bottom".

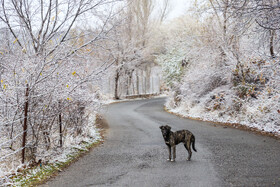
[{"left": 159, "top": 125, "right": 197, "bottom": 161}]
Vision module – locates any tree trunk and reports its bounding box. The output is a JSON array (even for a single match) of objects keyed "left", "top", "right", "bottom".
[
  {"left": 144, "top": 76, "right": 147, "bottom": 94},
  {"left": 145, "top": 66, "right": 151, "bottom": 94},
  {"left": 269, "top": 30, "right": 275, "bottom": 58},
  {"left": 114, "top": 70, "right": 120, "bottom": 100},
  {"left": 22, "top": 84, "right": 29, "bottom": 164},
  {"left": 126, "top": 76, "right": 129, "bottom": 96},
  {"left": 221, "top": 0, "right": 228, "bottom": 65},
  {"left": 126, "top": 70, "right": 134, "bottom": 96},
  {"left": 136, "top": 70, "right": 139, "bottom": 95},
  {"left": 59, "top": 113, "right": 63, "bottom": 147}
]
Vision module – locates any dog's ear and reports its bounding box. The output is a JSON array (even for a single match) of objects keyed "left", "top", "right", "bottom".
[
  {"left": 159, "top": 126, "right": 163, "bottom": 129},
  {"left": 165, "top": 125, "right": 171, "bottom": 130}
]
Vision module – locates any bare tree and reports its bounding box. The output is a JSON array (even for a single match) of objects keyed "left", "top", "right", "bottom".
[
  {"left": 0, "top": 0, "right": 120, "bottom": 174},
  {"left": 229, "top": 0, "right": 280, "bottom": 58},
  {"left": 159, "top": 0, "right": 171, "bottom": 23},
  {"left": 110, "top": 0, "right": 155, "bottom": 99},
  {"left": 254, "top": 0, "right": 280, "bottom": 58}
]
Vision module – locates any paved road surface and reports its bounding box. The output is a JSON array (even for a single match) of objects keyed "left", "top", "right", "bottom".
[{"left": 44, "top": 98, "right": 280, "bottom": 186}]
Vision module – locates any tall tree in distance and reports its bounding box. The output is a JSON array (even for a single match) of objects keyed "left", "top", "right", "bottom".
[{"left": 112, "top": 0, "right": 156, "bottom": 99}]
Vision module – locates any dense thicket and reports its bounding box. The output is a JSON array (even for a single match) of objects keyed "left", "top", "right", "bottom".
[{"left": 156, "top": 0, "right": 279, "bottom": 134}]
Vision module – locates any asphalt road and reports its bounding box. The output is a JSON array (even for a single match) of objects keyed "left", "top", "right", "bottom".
[{"left": 44, "top": 98, "right": 280, "bottom": 187}]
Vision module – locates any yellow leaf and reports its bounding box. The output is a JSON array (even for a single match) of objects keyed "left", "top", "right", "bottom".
[
  {"left": 13, "top": 38, "right": 18, "bottom": 44},
  {"left": 3, "top": 84, "right": 7, "bottom": 89},
  {"left": 72, "top": 71, "right": 76, "bottom": 76},
  {"left": 0, "top": 51, "right": 3, "bottom": 55},
  {"left": 51, "top": 16, "right": 55, "bottom": 21},
  {"left": 22, "top": 68, "right": 25, "bottom": 72},
  {"left": 66, "top": 84, "right": 69, "bottom": 88},
  {"left": 67, "top": 97, "right": 71, "bottom": 101},
  {"left": 1, "top": 79, "right": 3, "bottom": 83},
  {"left": 40, "top": 73, "right": 42, "bottom": 76}
]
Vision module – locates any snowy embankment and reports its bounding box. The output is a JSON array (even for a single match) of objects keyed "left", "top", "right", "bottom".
[
  {"left": 166, "top": 99, "right": 280, "bottom": 136},
  {"left": 165, "top": 59, "right": 280, "bottom": 137},
  {"left": 0, "top": 108, "right": 102, "bottom": 186}
]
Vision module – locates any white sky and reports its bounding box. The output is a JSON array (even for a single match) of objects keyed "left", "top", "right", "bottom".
[{"left": 166, "top": 0, "right": 191, "bottom": 20}]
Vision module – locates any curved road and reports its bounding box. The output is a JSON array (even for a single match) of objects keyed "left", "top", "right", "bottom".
[{"left": 44, "top": 98, "right": 280, "bottom": 186}]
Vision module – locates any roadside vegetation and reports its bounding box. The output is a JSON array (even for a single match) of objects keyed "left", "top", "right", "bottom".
[
  {"left": 10, "top": 138, "right": 102, "bottom": 186},
  {"left": 155, "top": 1, "right": 280, "bottom": 136}
]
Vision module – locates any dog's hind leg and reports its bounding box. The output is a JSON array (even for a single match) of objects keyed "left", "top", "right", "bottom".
[
  {"left": 171, "top": 146, "right": 176, "bottom": 162},
  {"left": 184, "top": 143, "right": 192, "bottom": 161},
  {"left": 185, "top": 139, "right": 192, "bottom": 161}
]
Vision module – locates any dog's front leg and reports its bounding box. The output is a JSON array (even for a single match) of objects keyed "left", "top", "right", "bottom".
[
  {"left": 167, "top": 145, "right": 171, "bottom": 161},
  {"left": 171, "top": 146, "right": 176, "bottom": 162}
]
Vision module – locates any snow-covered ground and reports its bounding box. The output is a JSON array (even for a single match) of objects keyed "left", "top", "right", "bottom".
[
  {"left": 0, "top": 108, "right": 102, "bottom": 186},
  {"left": 165, "top": 59, "right": 280, "bottom": 137},
  {"left": 166, "top": 100, "right": 280, "bottom": 135}
]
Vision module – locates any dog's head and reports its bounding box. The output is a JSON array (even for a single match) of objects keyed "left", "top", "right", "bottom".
[{"left": 159, "top": 125, "right": 171, "bottom": 139}]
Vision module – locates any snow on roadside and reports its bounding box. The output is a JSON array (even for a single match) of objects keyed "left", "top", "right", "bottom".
[
  {"left": 47, "top": 108, "right": 102, "bottom": 164},
  {"left": 165, "top": 88, "right": 280, "bottom": 136},
  {"left": 0, "top": 108, "right": 102, "bottom": 186}
]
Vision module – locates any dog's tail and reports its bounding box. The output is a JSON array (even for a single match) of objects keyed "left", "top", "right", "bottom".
[{"left": 191, "top": 135, "right": 197, "bottom": 152}]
